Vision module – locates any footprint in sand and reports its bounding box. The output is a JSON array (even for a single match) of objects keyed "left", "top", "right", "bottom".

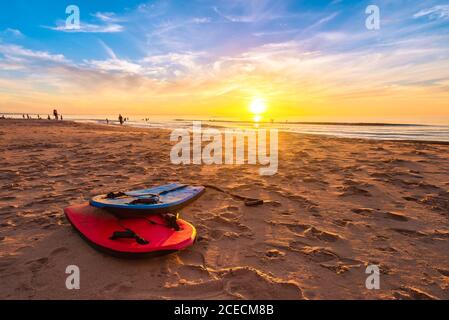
[
  {"left": 176, "top": 264, "right": 211, "bottom": 283},
  {"left": 394, "top": 286, "right": 438, "bottom": 300},
  {"left": 265, "top": 249, "right": 286, "bottom": 259},
  {"left": 436, "top": 268, "right": 449, "bottom": 277},
  {"left": 177, "top": 250, "right": 207, "bottom": 268},
  {"left": 381, "top": 211, "right": 409, "bottom": 222},
  {"left": 304, "top": 227, "right": 341, "bottom": 242},
  {"left": 391, "top": 228, "right": 427, "bottom": 237},
  {"left": 338, "top": 185, "right": 372, "bottom": 197},
  {"left": 332, "top": 219, "right": 353, "bottom": 227},
  {"left": 375, "top": 246, "right": 398, "bottom": 253},
  {"left": 284, "top": 223, "right": 311, "bottom": 234},
  {"left": 351, "top": 208, "right": 408, "bottom": 222},
  {"left": 50, "top": 247, "right": 69, "bottom": 256},
  {"left": 219, "top": 267, "right": 303, "bottom": 299},
  {"left": 282, "top": 223, "right": 341, "bottom": 242},
  {"left": 430, "top": 230, "right": 449, "bottom": 241},
  {"left": 26, "top": 257, "right": 49, "bottom": 273},
  {"left": 299, "top": 246, "right": 340, "bottom": 263},
  {"left": 352, "top": 208, "right": 374, "bottom": 215}
]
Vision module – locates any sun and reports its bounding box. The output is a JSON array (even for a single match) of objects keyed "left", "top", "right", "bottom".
[{"left": 249, "top": 98, "right": 267, "bottom": 115}]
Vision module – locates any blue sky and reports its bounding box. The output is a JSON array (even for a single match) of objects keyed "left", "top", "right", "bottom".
[
  {"left": 2, "top": 0, "right": 447, "bottom": 61},
  {"left": 0, "top": 0, "right": 448, "bottom": 120}
]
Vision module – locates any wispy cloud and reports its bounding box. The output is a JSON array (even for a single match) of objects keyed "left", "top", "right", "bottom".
[
  {"left": 0, "top": 44, "right": 68, "bottom": 63},
  {"left": 45, "top": 11, "right": 124, "bottom": 33},
  {"left": 414, "top": 5, "right": 449, "bottom": 20},
  {"left": 83, "top": 58, "right": 142, "bottom": 74},
  {"left": 83, "top": 41, "right": 141, "bottom": 74},
  {"left": 212, "top": 0, "right": 286, "bottom": 23},
  {"left": 47, "top": 22, "right": 123, "bottom": 33},
  {"left": 1, "top": 28, "right": 24, "bottom": 38},
  {"left": 92, "top": 12, "right": 123, "bottom": 23},
  {"left": 304, "top": 11, "right": 340, "bottom": 32},
  {"left": 192, "top": 17, "right": 211, "bottom": 24},
  {"left": 213, "top": 6, "right": 256, "bottom": 23}
]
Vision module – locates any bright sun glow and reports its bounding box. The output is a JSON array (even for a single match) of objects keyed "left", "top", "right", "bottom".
[
  {"left": 253, "top": 114, "right": 262, "bottom": 122},
  {"left": 249, "top": 98, "right": 267, "bottom": 115}
]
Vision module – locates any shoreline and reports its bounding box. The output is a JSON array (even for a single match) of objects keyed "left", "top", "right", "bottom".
[{"left": 3, "top": 118, "right": 449, "bottom": 145}]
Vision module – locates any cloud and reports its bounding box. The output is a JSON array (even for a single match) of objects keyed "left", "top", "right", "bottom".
[
  {"left": 0, "top": 61, "right": 26, "bottom": 71},
  {"left": 140, "top": 51, "right": 204, "bottom": 78},
  {"left": 3, "top": 32, "right": 449, "bottom": 100},
  {"left": 192, "top": 17, "right": 211, "bottom": 24},
  {"left": 83, "top": 58, "right": 143, "bottom": 74},
  {"left": 47, "top": 22, "right": 124, "bottom": 33},
  {"left": 99, "top": 40, "right": 118, "bottom": 60},
  {"left": 213, "top": 6, "right": 256, "bottom": 23},
  {"left": 212, "top": 1, "right": 286, "bottom": 23},
  {"left": 414, "top": 5, "right": 449, "bottom": 20},
  {"left": 83, "top": 40, "right": 141, "bottom": 74},
  {"left": 0, "top": 44, "right": 68, "bottom": 63},
  {"left": 46, "top": 11, "right": 124, "bottom": 33},
  {"left": 1, "top": 28, "right": 24, "bottom": 38},
  {"left": 92, "top": 12, "right": 123, "bottom": 23},
  {"left": 303, "top": 11, "right": 340, "bottom": 32}
]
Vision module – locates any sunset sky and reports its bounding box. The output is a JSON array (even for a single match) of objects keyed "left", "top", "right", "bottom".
[{"left": 0, "top": 0, "right": 448, "bottom": 122}]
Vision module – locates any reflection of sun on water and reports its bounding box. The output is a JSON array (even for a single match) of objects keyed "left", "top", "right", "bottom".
[
  {"left": 253, "top": 114, "right": 262, "bottom": 122},
  {"left": 249, "top": 98, "right": 267, "bottom": 125}
]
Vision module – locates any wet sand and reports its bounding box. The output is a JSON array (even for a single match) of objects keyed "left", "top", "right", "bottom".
[{"left": 1, "top": 119, "right": 449, "bottom": 299}]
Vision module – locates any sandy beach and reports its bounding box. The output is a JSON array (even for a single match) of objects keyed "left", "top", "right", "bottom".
[{"left": 1, "top": 119, "right": 449, "bottom": 300}]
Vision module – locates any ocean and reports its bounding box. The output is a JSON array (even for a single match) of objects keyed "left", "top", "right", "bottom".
[{"left": 2, "top": 113, "right": 449, "bottom": 143}]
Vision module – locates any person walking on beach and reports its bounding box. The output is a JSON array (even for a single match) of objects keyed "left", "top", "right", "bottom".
[
  {"left": 118, "top": 114, "right": 124, "bottom": 125},
  {"left": 60, "top": 115, "right": 63, "bottom": 121},
  {"left": 53, "top": 109, "right": 58, "bottom": 120},
  {"left": 47, "top": 115, "right": 51, "bottom": 120}
]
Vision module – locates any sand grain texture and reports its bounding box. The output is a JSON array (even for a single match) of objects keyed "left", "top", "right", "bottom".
[{"left": 1, "top": 120, "right": 449, "bottom": 300}]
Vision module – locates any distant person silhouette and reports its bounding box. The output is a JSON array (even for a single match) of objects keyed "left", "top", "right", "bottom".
[
  {"left": 118, "top": 114, "right": 124, "bottom": 125},
  {"left": 47, "top": 115, "right": 51, "bottom": 120},
  {"left": 53, "top": 109, "right": 58, "bottom": 120},
  {"left": 106, "top": 119, "right": 109, "bottom": 125},
  {"left": 60, "top": 115, "right": 63, "bottom": 121}
]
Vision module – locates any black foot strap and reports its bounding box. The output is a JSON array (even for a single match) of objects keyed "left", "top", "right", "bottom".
[
  {"left": 106, "top": 191, "right": 127, "bottom": 199},
  {"left": 110, "top": 229, "right": 149, "bottom": 245},
  {"left": 161, "top": 213, "right": 181, "bottom": 231},
  {"left": 129, "top": 196, "right": 160, "bottom": 205}
]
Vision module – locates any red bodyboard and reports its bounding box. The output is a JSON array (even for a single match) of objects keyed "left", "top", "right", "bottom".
[{"left": 65, "top": 204, "right": 196, "bottom": 258}]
